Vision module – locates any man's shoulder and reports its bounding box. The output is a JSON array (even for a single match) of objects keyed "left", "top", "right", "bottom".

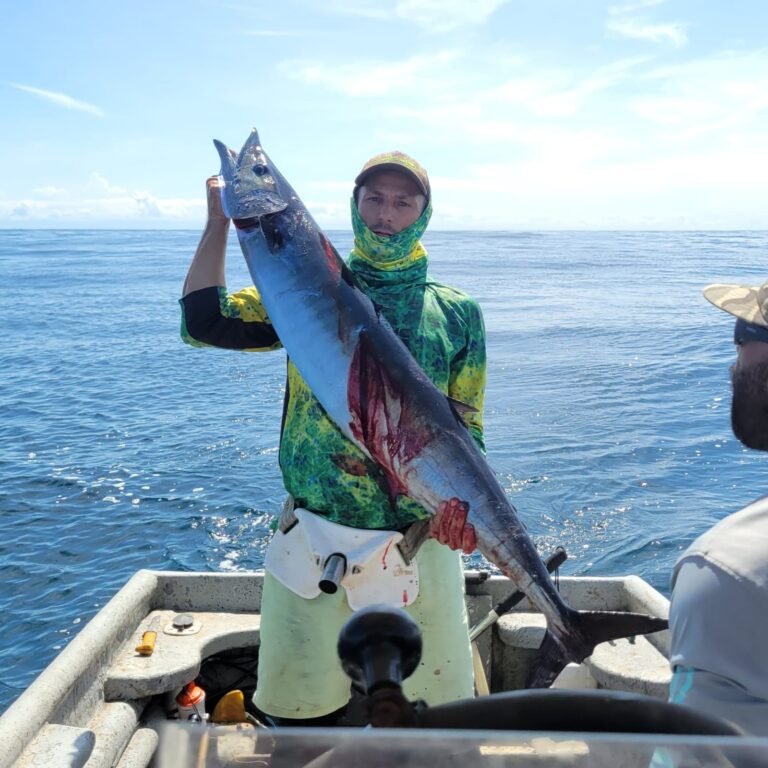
[
  {"left": 676, "top": 495, "right": 768, "bottom": 588},
  {"left": 704, "top": 495, "right": 768, "bottom": 538},
  {"left": 426, "top": 280, "right": 482, "bottom": 311}
]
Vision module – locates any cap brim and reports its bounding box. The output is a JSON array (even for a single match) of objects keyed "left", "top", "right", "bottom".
[
  {"left": 354, "top": 163, "right": 429, "bottom": 198},
  {"left": 703, "top": 283, "right": 768, "bottom": 326}
]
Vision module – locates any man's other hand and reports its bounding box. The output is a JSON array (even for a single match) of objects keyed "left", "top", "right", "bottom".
[
  {"left": 206, "top": 175, "right": 229, "bottom": 224},
  {"left": 429, "top": 497, "right": 477, "bottom": 554}
]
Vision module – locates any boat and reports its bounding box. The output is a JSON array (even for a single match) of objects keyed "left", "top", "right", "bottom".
[{"left": 1, "top": 568, "right": 764, "bottom": 767}]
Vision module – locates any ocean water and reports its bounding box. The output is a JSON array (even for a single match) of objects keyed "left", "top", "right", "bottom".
[{"left": 0, "top": 228, "right": 765, "bottom": 714}]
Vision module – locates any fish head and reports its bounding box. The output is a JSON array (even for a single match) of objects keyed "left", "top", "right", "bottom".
[{"left": 214, "top": 129, "right": 288, "bottom": 223}]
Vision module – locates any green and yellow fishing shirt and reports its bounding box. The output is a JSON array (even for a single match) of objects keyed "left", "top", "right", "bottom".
[{"left": 180, "top": 205, "right": 486, "bottom": 530}]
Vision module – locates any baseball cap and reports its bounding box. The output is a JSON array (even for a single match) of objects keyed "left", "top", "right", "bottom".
[
  {"left": 703, "top": 280, "right": 768, "bottom": 328},
  {"left": 354, "top": 151, "right": 430, "bottom": 201}
]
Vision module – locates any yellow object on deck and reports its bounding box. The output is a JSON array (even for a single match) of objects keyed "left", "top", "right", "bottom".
[
  {"left": 211, "top": 690, "right": 247, "bottom": 723},
  {"left": 135, "top": 615, "right": 162, "bottom": 656},
  {"left": 134, "top": 630, "right": 157, "bottom": 657}
]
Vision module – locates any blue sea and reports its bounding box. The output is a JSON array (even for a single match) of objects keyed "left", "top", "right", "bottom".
[{"left": 1, "top": 229, "right": 765, "bottom": 714}]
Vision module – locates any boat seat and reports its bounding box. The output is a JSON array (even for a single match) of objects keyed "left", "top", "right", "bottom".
[
  {"left": 104, "top": 610, "right": 261, "bottom": 701},
  {"left": 495, "top": 611, "right": 670, "bottom": 697},
  {"left": 585, "top": 634, "right": 671, "bottom": 698},
  {"left": 495, "top": 611, "right": 547, "bottom": 650}
]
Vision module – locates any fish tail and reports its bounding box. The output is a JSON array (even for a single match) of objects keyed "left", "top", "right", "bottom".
[{"left": 525, "top": 609, "right": 668, "bottom": 688}]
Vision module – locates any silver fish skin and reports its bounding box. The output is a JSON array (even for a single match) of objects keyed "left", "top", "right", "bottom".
[{"left": 214, "top": 128, "right": 667, "bottom": 687}]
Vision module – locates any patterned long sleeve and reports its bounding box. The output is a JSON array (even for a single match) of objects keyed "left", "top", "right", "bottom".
[
  {"left": 180, "top": 286, "right": 282, "bottom": 351},
  {"left": 448, "top": 297, "right": 486, "bottom": 452}
]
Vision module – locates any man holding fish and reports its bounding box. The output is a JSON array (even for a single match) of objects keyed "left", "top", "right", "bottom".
[
  {"left": 181, "top": 146, "right": 487, "bottom": 724},
  {"left": 181, "top": 129, "right": 665, "bottom": 727}
]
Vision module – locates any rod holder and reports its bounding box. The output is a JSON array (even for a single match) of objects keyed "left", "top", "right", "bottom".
[{"left": 319, "top": 553, "right": 347, "bottom": 594}]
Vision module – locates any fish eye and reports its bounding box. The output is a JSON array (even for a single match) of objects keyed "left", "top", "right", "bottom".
[{"left": 253, "top": 164, "right": 268, "bottom": 176}]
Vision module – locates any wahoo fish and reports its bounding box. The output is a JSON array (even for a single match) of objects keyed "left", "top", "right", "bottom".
[{"left": 214, "top": 129, "right": 667, "bottom": 687}]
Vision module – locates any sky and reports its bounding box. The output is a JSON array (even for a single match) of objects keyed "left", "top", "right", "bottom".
[{"left": 1, "top": 0, "right": 768, "bottom": 230}]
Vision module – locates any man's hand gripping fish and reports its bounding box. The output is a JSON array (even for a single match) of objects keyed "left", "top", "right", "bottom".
[{"left": 213, "top": 128, "right": 668, "bottom": 688}]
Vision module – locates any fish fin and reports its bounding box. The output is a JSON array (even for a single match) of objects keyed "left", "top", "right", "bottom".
[
  {"left": 213, "top": 139, "right": 237, "bottom": 178},
  {"left": 239, "top": 128, "right": 263, "bottom": 161},
  {"left": 526, "top": 610, "right": 668, "bottom": 688},
  {"left": 447, "top": 397, "right": 479, "bottom": 425},
  {"left": 213, "top": 139, "right": 240, "bottom": 220}
]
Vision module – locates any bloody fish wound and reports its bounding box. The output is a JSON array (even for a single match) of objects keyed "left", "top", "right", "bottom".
[{"left": 214, "top": 128, "right": 668, "bottom": 688}]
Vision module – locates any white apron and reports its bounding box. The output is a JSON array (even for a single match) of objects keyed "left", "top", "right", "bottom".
[{"left": 264, "top": 508, "right": 420, "bottom": 610}]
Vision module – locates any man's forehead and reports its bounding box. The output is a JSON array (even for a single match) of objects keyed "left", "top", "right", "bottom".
[{"left": 361, "top": 171, "right": 424, "bottom": 196}]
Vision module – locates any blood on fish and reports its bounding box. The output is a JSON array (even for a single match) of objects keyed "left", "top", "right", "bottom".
[
  {"left": 320, "top": 233, "right": 341, "bottom": 275},
  {"left": 347, "top": 331, "right": 433, "bottom": 502}
]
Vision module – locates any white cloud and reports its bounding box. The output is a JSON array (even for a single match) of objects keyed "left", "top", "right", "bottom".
[
  {"left": 302, "top": 199, "right": 350, "bottom": 228},
  {"left": 605, "top": 0, "right": 685, "bottom": 48},
  {"left": 8, "top": 83, "right": 104, "bottom": 117},
  {"left": 343, "top": 45, "right": 768, "bottom": 229},
  {"left": 630, "top": 96, "right": 721, "bottom": 127},
  {"left": 133, "top": 191, "right": 162, "bottom": 217},
  {"left": 457, "top": 143, "right": 768, "bottom": 198},
  {"left": 322, "top": 0, "right": 511, "bottom": 32},
  {"left": 395, "top": 0, "right": 512, "bottom": 32},
  {"left": 388, "top": 102, "right": 578, "bottom": 152},
  {"left": 283, "top": 49, "right": 461, "bottom": 97},
  {"left": 0, "top": 173, "right": 205, "bottom": 225},
  {"left": 318, "top": 1, "right": 391, "bottom": 20},
  {"left": 631, "top": 50, "right": 768, "bottom": 135},
  {"left": 474, "top": 57, "right": 647, "bottom": 118},
  {"left": 608, "top": 0, "right": 665, "bottom": 16},
  {"left": 0, "top": 195, "right": 205, "bottom": 224},
  {"left": 289, "top": 49, "right": 642, "bottom": 119},
  {"left": 378, "top": 47, "right": 768, "bottom": 159},
  {"left": 424, "top": 139, "right": 768, "bottom": 229},
  {"left": 606, "top": 19, "right": 687, "bottom": 47},
  {"left": 6, "top": 21, "right": 767, "bottom": 231},
  {"left": 88, "top": 172, "right": 127, "bottom": 196},
  {"left": 379, "top": 56, "right": 646, "bottom": 144},
  {"left": 11, "top": 202, "right": 31, "bottom": 218},
  {"left": 32, "top": 185, "right": 68, "bottom": 198}
]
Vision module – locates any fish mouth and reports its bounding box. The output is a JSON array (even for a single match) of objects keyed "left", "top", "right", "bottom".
[{"left": 226, "top": 189, "right": 288, "bottom": 222}]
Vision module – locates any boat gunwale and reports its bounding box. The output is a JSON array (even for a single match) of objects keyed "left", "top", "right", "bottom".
[{"left": 0, "top": 569, "right": 669, "bottom": 768}]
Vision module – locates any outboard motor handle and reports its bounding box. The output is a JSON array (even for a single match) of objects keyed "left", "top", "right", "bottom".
[
  {"left": 318, "top": 553, "right": 347, "bottom": 594},
  {"left": 337, "top": 605, "right": 423, "bottom": 727},
  {"left": 337, "top": 604, "right": 422, "bottom": 694}
]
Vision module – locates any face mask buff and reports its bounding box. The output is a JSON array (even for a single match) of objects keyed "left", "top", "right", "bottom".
[{"left": 350, "top": 197, "right": 432, "bottom": 270}]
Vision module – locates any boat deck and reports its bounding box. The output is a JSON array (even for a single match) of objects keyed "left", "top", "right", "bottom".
[{"left": 0, "top": 570, "right": 673, "bottom": 768}]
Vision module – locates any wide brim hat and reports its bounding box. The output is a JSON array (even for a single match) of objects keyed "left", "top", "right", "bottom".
[
  {"left": 703, "top": 281, "right": 768, "bottom": 328},
  {"left": 354, "top": 151, "right": 430, "bottom": 200}
]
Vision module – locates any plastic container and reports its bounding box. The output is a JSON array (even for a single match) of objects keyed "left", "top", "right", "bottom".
[{"left": 176, "top": 681, "right": 207, "bottom": 721}]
